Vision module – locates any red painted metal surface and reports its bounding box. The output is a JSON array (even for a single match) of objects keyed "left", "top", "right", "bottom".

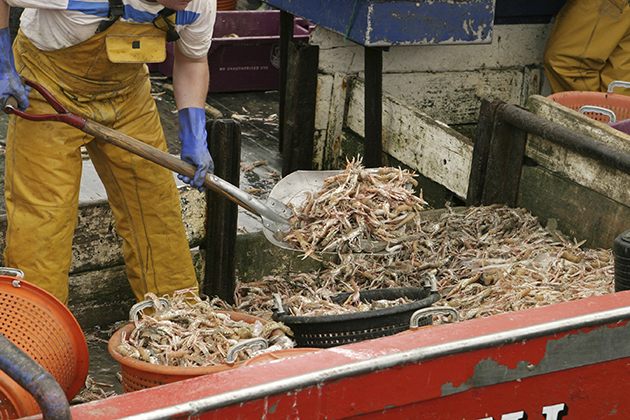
[{"left": 55, "top": 291, "right": 630, "bottom": 419}]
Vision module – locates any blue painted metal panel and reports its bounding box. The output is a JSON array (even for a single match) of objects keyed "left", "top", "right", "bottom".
[{"left": 263, "top": 0, "right": 495, "bottom": 46}]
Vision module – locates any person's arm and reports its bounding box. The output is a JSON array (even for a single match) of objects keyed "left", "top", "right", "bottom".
[
  {"left": 0, "top": 0, "right": 29, "bottom": 110},
  {"left": 172, "top": 44, "right": 213, "bottom": 190},
  {"left": 172, "top": 44, "right": 209, "bottom": 109}
]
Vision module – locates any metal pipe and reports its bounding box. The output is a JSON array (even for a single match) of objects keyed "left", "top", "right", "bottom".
[
  {"left": 0, "top": 334, "right": 71, "bottom": 420},
  {"left": 497, "top": 103, "right": 630, "bottom": 173},
  {"left": 117, "top": 304, "right": 630, "bottom": 420}
]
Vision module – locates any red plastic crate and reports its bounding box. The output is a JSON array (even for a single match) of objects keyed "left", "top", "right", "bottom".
[{"left": 149, "top": 10, "right": 314, "bottom": 93}]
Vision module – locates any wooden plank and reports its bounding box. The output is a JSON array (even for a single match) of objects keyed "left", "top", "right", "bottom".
[
  {"left": 205, "top": 119, "right": 241, "bottom": 303},
  {"left": 314, "top": 24, "right": 552, "bottom": 75},
  {"left": 312, "top": 74, "right": 332, "bottom": 169},
  {"left": 379, "top": 68, "right": 527, "bottom": 126},
  {"left": 527, "top": 95, "right": 630, "bottom": 154},
  {"left": 278, "top": 11, "right": 294, "bottom": 152},
  {"left": 467, "top": 98, "right": 502, "bottom": 206},
  {"left": 518, "top": 164, "right": 630, "bottom": 249},
  {"left": 233, "top": 232, "right": 325, "bottom": 283},
  {"left": 526, "top": 95, "right": 630, "bottom": 208},
  {"left": 282, "top": 41, "right": 320, "bottom": 175},
  {"left": 481, "top": 103, "right": 528, "bottom": 207},
  {"left": 69, "top": 265, "right": 135, "bottom": 328},
  {"left": 69, "top": 250, "right": 205, "bottom": 329},
  {"left": 312, "top": 73, "right": 347, "bottom": 170},
  {"left": 346, "top": 78, "right": 474, "bottom": 200},
  {"left": 364, "top": 46, "right": 384, "bottom": 168}
]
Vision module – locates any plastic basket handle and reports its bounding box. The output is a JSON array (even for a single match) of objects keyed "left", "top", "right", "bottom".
[
  {"left": 129, "top": 298, "right": 171, "bottom": 322},
  {"left": 225, "top": 337, "right": 268, "bottom": 365},
  {"left": 272, "top": 293, "right": 285, "bottom": 314},
  {"left": 0, "top": 267, "right": 24, "bottom": 280},
  {"left": 424, "top": 269, "right": 438, "bottom": 292},
  {"left": 608, "top": 80, "right": 630, "bottom": 93},
  {"left": 578, "top": 105, "right": 617, "bottom": 123},
  {"left": 409, "top": 307, "right": 459, "bottom": 329}
]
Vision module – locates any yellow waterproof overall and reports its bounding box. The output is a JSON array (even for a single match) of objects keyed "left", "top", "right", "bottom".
[
  {"left": 544, "top": 0, "right": 630, "bottom": 93},
  {"left": 5, "top": 21, "right": 198, "bottom": 304}
]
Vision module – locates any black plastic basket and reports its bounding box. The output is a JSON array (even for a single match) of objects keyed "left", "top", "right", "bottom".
[{"left": 272, "top": 287, "right": 440, "bottom": 348}]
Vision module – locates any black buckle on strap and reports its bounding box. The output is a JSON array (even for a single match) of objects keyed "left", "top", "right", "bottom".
[
  {"left": 96, "top": 0, "right": 124, "bottom": 34},
  {"left": 152, "top": 8, "right": 180, "bottom": 43}
]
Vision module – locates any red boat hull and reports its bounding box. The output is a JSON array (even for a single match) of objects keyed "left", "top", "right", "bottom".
[{"left": 60, "top": 291, "right": 630, "bottom": 420}]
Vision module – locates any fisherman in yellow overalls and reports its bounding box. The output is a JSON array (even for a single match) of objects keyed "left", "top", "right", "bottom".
[
  {"left": 0, "top": 0, "right": 216, "bottom": 304},
  {"left": 544, "top": 0, "right": 630, "bottom": 93}
]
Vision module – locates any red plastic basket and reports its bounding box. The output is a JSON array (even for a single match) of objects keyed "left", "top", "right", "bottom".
[
  {"left": 109, "top": 311, "right": 268, "bottom": 393},
  {"left": 0, "top": 269, "right": 89, "bottom": 419},
  {"left": 547, "top": 81, "right": 630, "bottom": 123}
]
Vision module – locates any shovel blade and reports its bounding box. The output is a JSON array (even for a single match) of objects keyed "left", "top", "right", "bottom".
[{"left": 262, "top": 170, "right": 349, "bottom": 253}]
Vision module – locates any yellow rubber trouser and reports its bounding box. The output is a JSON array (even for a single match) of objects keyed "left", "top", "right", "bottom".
[
  {"left": 544, "top": 0, "right": 630, "bottom": 94},
  {"left": 5, "top": 22, "right": 198, "bottom": 305}
]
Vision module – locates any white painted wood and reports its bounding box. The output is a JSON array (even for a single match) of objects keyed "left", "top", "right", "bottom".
[
  {"left": 312, "top": 74, "right": 332, "bottom": 170},
  {"left": 346, "top": 79, "right": 474, "bottom": 200},
  {"left": 312, "top": 130, "right": 328, "bottom": 171},
  {"left": 381, "top": 69, "right": 526, "bottom": 125},
  {"left": 313, "top": 24, "right": 554, "bottom": 74},
  {"left": 526, "top": 95, "right": 630, "bottom": 207},
  {"left": 324, "top": 73, "right": 350, "bottom": 169},
  {"left": 310, "top": 22, "right": 554, "bottom": 155},
  {"left": 528, "top": 95, "right": 630, "bottom": 153},
  {"left": 314, "top": 74, "right": 333, "bottom": 131},
  {"left": 313, "top": 73, "right": 352, "bottom": 170}
]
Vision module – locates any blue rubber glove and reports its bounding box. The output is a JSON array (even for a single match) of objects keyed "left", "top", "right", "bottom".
[
  {"left": 178, "top": 107, "right": 213, "bottom": 191},
  {"left": 0, "top": 27, "right": 30, "bottom": 111}
]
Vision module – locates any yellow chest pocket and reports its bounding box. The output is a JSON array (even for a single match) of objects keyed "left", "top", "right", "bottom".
[{"left": 105, "top": 33, "right": 167, "bottom": 64}]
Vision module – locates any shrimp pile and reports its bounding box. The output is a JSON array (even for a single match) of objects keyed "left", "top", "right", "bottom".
[
  {"left": 279, "top": 295, "right": 413, "bottom": 317},
  {"left": 283, "top": 158, "right": 428, "bottom": 258},
  {"left": 116, "top": 289, "right": 294, "bottom": 367},
  {"left": 71, "top": 376, "right": 117, "bottom": 404},
  {"left": 227, "top": 205, "right": 614, "bottom": 321}
]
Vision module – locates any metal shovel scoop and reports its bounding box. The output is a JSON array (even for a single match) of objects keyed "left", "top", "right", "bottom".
[
  {"left": 4, "top": 78, "right": 297, "bottom": 239},
  {"left": 263, "top": 169, "right": 345, "bottom": 251}
]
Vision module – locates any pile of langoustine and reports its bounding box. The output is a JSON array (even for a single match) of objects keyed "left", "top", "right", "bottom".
[
  {"left": 281, "top": 158, "right": 428, "bottom": 258},
  {"left": 115, "top": 160, "right": 615, "bottom": 361},
  {"left": 217, "top": 159, "right": 614, "bottom": 322},
  {"left": 115, "top": 289, "right": 293, "bottom": 368}
]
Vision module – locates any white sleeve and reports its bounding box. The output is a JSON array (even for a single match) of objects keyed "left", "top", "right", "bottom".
[
  {"left": 5, "top": 0, "right": 104, "bottom": 10},
  {"left": 174, "top": 0, "right": 216, "bottom": 59}
]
